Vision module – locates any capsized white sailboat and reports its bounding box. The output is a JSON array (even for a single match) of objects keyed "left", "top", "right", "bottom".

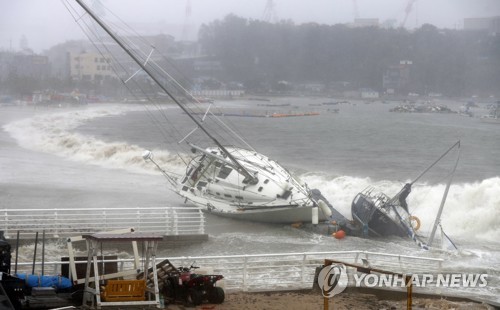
[
  {"left": 68, "top": 0, "right": 335, "bottom": 224},
  {"left": 146, "top": 145, "right": 330, "bottom": 223}
]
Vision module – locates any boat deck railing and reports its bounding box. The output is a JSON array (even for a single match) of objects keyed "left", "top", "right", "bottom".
[
  {"left": 0, "top": 207, "right": 205, "bottom": 239},
  {"left": 13, "top": 251, "right": 443, "bottom": 292}
]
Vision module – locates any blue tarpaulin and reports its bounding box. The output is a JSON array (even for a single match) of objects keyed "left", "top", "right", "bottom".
[{"left": 15, "top": 273, "right": 72, "bottom": 289}]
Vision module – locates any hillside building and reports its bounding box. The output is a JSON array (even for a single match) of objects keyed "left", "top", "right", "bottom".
[
  {"left": 69, "top": 52, "right": 114, "bottom": 82},
  {"left": 0, "top": 51, "right": 49, "bottom": 81}
]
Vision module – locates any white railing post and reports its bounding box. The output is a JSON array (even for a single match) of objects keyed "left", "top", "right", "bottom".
[
  {"left": 173, "top": 210, "right": 178, "bottom": 235},
  {"left": 198, "top": 208, "right": 204, "bottom": 234},
  {"left": 136, "top": 210, "right": 141, "bottom": 231},
  {"left": 164, "top": 208, "right": 169, "bottom": 235},
  {"left": 54, "top": 210, "right": 59, "bottom": 237},
  {"left": 301, "top": 253, "right": 307, "bottom": 285},
  {"left": 243, "top": 256, "right": 248, "bottom": 290},
  {"left": 102, "top": 210, "right": 107, "bottom": 229},
  {"left": 3, "top": 211, "right": 8, "bottom": 238}
]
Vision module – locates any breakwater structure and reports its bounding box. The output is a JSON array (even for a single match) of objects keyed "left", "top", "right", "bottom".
[{"left": 191, "top": 111, "right": 320, "bottom": 118}]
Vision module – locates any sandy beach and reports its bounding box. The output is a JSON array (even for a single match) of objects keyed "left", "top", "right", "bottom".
[{"left": 165, "top": 289, "right": 495, "bottom": 310}]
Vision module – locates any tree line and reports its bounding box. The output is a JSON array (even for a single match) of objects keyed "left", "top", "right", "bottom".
[{"left": 199, "top": 15, "right": 500, "bottom": 97}]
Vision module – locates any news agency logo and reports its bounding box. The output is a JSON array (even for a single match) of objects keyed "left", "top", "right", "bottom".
[
  {"left": 317, "top": 264, "right": 348, "bottom": 298},
  {"left": 353, "top": 273, "right": 488, "bottom": 288},
  {"left": 317, "top": 265, "right": 489, "bottom": 297}
]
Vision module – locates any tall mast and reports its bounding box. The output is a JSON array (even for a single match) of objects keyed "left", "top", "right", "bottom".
[{"left": 74, "top": 0, "right": 257, "bottom": 184}]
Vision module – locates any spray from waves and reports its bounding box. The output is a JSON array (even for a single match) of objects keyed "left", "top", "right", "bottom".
[
  {"left": 411, "top": 178, "right": 500, "bottom": 242},
  {"left": 301, "top": 173, "right": 500, "bottom": 243},
  {"left": 300, "top": 173, "right": 405, "bottom": 218},
  {"left": 2, "top": 104, "right": 186, "bottom": 176}
]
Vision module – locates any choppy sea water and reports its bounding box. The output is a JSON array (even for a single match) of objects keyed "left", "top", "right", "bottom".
[{"left": 2, "top": 98, "right": 499, "bottom": 303}]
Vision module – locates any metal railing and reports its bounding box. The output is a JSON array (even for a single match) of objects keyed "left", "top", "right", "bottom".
[
  {"left": 13, "top": 251, "right": 444, "bottom": 292},
  {"left": 0, "top": 207, "right": 205, "bottom": 238}
]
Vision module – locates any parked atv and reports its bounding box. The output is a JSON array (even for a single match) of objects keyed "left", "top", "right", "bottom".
[{"left": 162, "top": 262, "right": 225, "bottom": 306}]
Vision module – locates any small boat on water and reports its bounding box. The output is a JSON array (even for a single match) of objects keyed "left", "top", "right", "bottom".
[
  {"left": 68, "top": 0, "right": 335, "bottom": 224},
  {"left": 256, "top": 103, "right": 290, "bottom": 107},
  {"left": 350, "top": 141, "right": 461, "bottom": 249},
  {"left": 480, "top": 101, "right": 500, "bottom": 124},
  {"left": 351, "top": 183, "right": 416, "bottom": 238}
]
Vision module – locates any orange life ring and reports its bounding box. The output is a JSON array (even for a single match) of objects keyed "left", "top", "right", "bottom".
[{"left": 410, "top": 215, "right": 421, "bottom": 231}]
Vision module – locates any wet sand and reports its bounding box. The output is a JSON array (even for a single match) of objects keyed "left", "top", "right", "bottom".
[{"left": 165, "top": 289, "right": 495, "bottom": 310}]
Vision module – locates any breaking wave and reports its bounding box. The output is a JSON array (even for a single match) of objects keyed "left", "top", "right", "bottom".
[
  {"left": 4, "top": 104, "right": 499, "bottom": 243},
  {"left": 302, "top": 174, "right": 500, "bottom": 243},
  {"left": 3, "top": 104, "right": 186, "bottom": 176}
]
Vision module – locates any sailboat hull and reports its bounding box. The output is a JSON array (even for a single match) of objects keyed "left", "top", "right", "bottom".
[
  {"left": 203, "top": 204, "right": 329, "bottom": 224},
  {"left": 351, "top": 193, "right": 408, "bottom": 238},
  {"left": 180, "top": 192, "right": 331, "bottom": 224}
]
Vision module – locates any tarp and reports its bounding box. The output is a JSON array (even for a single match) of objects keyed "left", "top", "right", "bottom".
[{"left": 15, "top": 274, "right": 72, "bottom": 289}]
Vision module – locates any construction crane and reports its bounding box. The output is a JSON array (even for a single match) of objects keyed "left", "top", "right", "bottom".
[
  {"left": 263, "top": 0, "right": 278, "bottom": 23},
  {"left": 401, "top": 0, "right": 417, "bottom": 28},
  {"left": 182, "top": 0, "right": 191, "bottom": 40},
  {"left": 352, "top": 0, "right": 360, "bottom": 20}
]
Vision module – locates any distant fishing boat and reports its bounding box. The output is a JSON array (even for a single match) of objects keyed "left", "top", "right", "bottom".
[
  {"left": 480, "top": 101, "right": 500, "bottom": 124},
  {"left": 248, "top": 97, "right": 271, "bottom": 102},
  {"left": 322, "top": 101, "right": 348, "bottom": 105},
  {"left": 256, "top": 103, "right": 290, "bottom": 107},
  {"left": 69, "top": 0, "right": 335, "bottom": 224}
]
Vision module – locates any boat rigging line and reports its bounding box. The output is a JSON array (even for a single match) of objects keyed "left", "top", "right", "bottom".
[
  {"left": 71, "top": 0, "right": 258, "bottom": 184},
  {"left": 410, "top": 140, "right": 461, "bottom": 186},
  {"left": 61, "top": 0, "right": 181, "bottom": 154}
]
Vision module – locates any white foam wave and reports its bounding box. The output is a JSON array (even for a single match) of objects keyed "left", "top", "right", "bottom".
[
  {"left": 4, "top": 105, "right": 498, "bottom": 243},
  {"left": 3, "top": 104, "right": 185, "bottom": 176},
  {"left": 301, "top": 174, "right": 500, "bottom": 243}
]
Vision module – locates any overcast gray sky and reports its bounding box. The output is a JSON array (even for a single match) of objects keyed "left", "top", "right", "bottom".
[{"left": 1, "top": 0, "right": 499, "bottom": 53}]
